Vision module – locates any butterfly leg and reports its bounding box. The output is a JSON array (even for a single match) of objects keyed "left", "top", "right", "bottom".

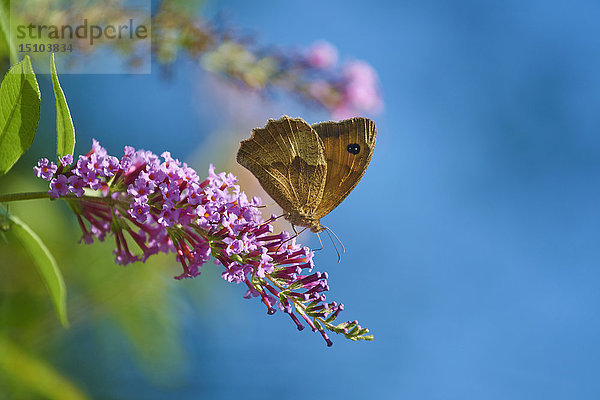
[
  {"left": 275, "top": 226, "right": 308, "bottom": 253},
  {"left": 255, "top": 202, "right": 277, "bottom": 209},
  {"left": 256, "top": 214, "right": 285, "bottom": 229}
]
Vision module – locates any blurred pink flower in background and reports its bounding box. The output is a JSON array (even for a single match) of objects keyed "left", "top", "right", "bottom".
[
  {"left": 307, "top": 40, "right": 339, "bottom": 69},
  {"left": 332, "top": 60, "right": 383, "bottom": 119},
  {"left": 200, "top": 34, "right": 383, "bottom": 119},
  {"left": 308, "top": 80, "right": 331, "bottom": 99}
]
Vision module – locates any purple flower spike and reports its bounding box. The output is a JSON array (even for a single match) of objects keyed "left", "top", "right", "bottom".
[{"left": 32, "top": 140, "right": 372, "bottom": 346}]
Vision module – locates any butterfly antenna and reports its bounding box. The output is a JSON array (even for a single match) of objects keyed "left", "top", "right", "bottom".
[
  {"left": 314, "top": 231, "right": 324, "bottom": 251},
  {"left": 323, "top": 225, "right": 345, "bottom": 263},
  {"left": 323, "top": 227, "right": 341, "bottom": 263},
  {"left": 324, "top": 225, "right": 345, "bottom": 254}
]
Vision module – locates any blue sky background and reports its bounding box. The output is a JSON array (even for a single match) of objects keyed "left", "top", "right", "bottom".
[{"left": 35, "top": 0, "right": 600, "bottom": 398}]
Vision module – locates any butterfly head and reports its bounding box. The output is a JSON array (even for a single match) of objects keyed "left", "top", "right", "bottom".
[
  {"left": 285, "top": 211, "right": 325, "bottom": 233},
  {"left": 309, "top": 222, "right": 325, "bottom": 233}
]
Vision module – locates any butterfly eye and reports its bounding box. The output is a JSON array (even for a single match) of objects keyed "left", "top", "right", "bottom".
[{"left": 347, "top": 143, "right": 360, "bottom": 155}]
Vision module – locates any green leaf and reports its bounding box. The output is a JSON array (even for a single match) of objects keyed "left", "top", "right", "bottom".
[
  {"left": 8, "top": 215, "right": 69, "bottom": 327},
  {"left": 51, "top": 53, "right": 75, "bottom": 158},
  {"left": 0, "top": 335, "right": 90, "bottom": 400},
  {"left": 0, "top": 1, "right": 17, "bottom": 63},
  {"left": 0, "top": 55, "right": 41, "bottom": 175}
]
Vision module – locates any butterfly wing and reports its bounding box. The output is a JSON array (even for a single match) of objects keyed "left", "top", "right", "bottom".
[
  {"left": 237, "top": 116, "right": 328, "bottom": 217},
  {"left": 311, "top": 117, "right": 376, "bottom": 219}
]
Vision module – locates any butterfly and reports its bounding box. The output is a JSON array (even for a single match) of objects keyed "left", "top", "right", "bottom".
[{"left": 237, "top": 116, "right": 376, "bottom": 233}]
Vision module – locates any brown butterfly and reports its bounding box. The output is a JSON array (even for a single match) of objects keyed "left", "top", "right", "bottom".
[{"left": 237, "top": 116, "right": 376, "bottom": 233}]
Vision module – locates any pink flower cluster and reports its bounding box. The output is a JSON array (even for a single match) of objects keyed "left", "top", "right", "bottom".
[
  {"left": 305, "top": 41, "right": 383, "bottom": 118},
  {"left": 306, "top": 40, "right": 339, "bottom": 69},
  {"left": 34, "top": 141, "right": 372, "bottom": 345},
  {"left": 199, "top": 36, "right": 382, "bottom": 120}
]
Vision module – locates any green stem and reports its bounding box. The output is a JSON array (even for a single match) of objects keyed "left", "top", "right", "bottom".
[
  {"left": 0, "top": 192, "right": 51, "bottom": 202},
  {"left": 0, "top": 192, "right": 127, "bottom": 208}
]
